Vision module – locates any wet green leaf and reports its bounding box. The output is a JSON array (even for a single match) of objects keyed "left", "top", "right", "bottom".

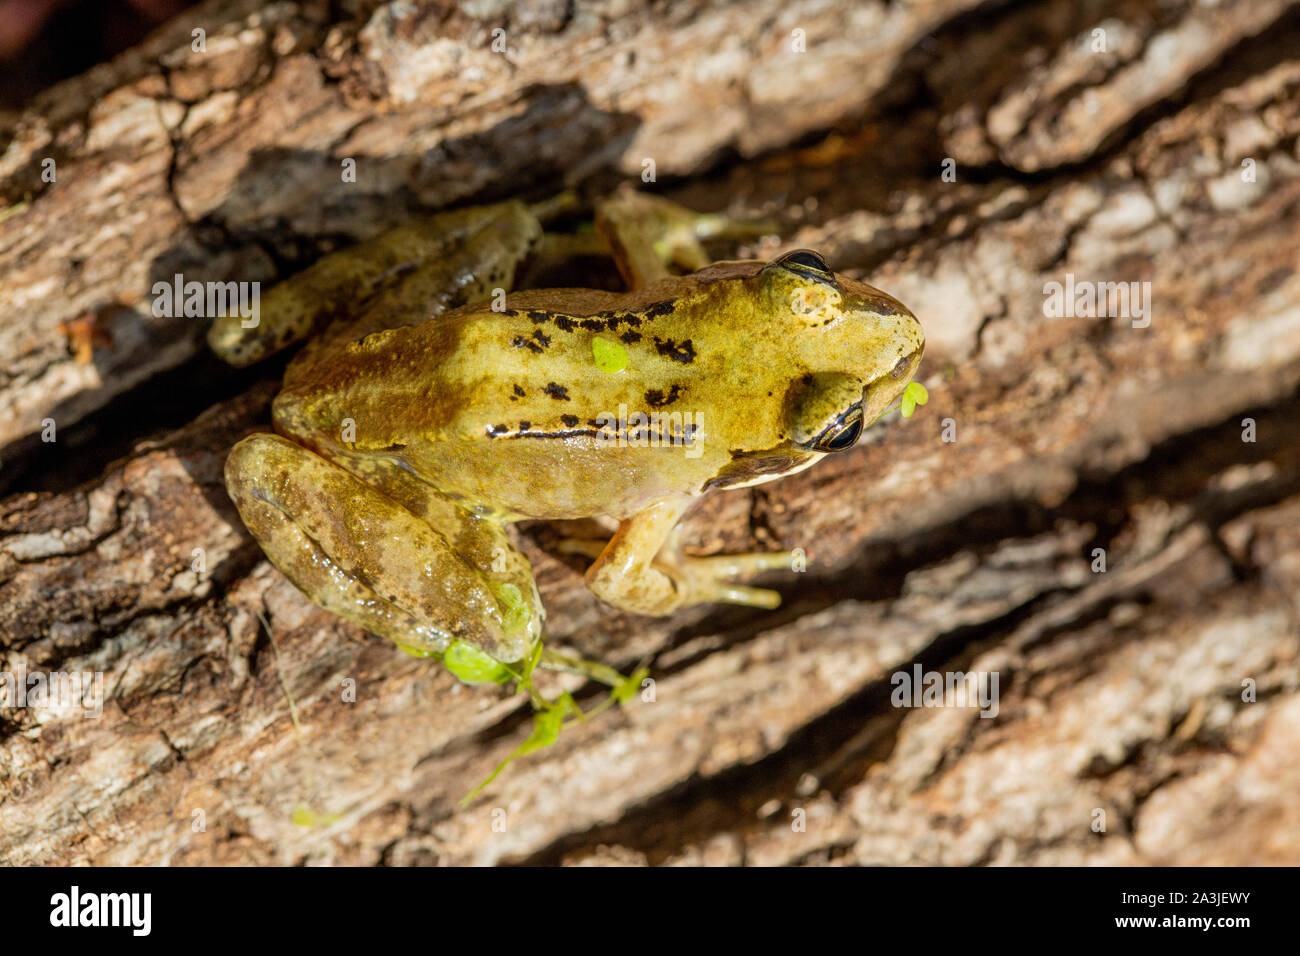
[
  {"left": 443, "top": 640, "right": 514, "bottom": 685},
  {"left": 516, "top": 692, "right": 580, "bottom": 756},
  {"left": 592, "top": 336, "right": 629, "bottom": 373},
  {"left": 901, "top": 380, "right": 929, "bottom": 418}
]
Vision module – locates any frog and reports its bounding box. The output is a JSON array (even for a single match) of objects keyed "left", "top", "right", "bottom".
[{"left": 209, "top": 188, "right": 924, "bottom": 702}]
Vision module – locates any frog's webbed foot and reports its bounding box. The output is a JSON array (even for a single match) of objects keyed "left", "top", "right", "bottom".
[
  {"left": 559, "top": 535, "right": 789, "bottom": 609},
  {"left": 594, "top": 186, "right": 776, "bottom": 289},
  {"left": 658, "top": 550, "right": 789, "bottom": 610},
  {"left": 561, "top": 502, "right": 793, "bottom": 615}
]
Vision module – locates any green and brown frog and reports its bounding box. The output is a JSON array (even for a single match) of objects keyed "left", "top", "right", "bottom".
[{"left": 209, "top": 189, "right": 924, "bottom": 784}]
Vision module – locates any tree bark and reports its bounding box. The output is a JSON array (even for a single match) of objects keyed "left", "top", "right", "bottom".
[{"left": 2, "top": 0, "right": 1299, "bottom": 865}]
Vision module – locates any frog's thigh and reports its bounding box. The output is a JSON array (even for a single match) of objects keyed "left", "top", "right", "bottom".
[{"left": 225, "top": 434, "right": 541, "bottom": 662}]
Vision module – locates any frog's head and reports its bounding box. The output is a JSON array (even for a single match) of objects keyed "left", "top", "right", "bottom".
[{"left": 759, "top": 249, "right": 924, "bottom": 452}]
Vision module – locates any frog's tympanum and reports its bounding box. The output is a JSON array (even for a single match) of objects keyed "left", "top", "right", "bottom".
[{"left": 210, "top": 190, "right": 923, "bottom": 775}]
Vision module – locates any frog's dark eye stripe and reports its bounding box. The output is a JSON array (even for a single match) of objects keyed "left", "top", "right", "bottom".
[
  {"left": 770, "top": 249, "right": 836, "bottom": 283},
  {"left": 812, "top": 403, "right": 863, "bottom": 452}
]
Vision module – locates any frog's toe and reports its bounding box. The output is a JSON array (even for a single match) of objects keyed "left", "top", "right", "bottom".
[
  {"left": 670, "top": 551, "right": 793, "bottom": 609},
  {"left": 569, "top": 539, "right": 791, "bottom": 609},
  {"left": 556, "top": 537, "right": 610, "bottom": 561},
  {"left": 702, "top": 582, "right": 782, "bottom": 609},
  {"left": 681, "top": 550, "right": 799, "bottom": 578}
]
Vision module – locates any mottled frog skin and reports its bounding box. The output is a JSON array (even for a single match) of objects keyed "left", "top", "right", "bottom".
[{"left": 210, "top": 191, "right": 924, "bottom": 671}]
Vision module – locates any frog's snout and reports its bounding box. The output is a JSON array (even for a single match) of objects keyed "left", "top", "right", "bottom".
[
  {"left": 892, "top": 341, "right": 924, "bottom": 383},
  {"left": 892, "top": 306, "right": 925, "bottom": 374},
  {"left": 863, "top": 343, "right": 921, "bottom": 425},
  {"left": 862, "top": 305, "right": 924, "bottom": 424}
]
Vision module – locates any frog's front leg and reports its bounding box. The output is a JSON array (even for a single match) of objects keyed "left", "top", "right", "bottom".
[
  {"left": 594, "top": 187, "right": 775, "bottom": 288},
  {"left": 225, "top": 433, "right": 542, "bottom": 663},
  {"left": 578, "top": 499, "right": 792, "bottom": 615}
]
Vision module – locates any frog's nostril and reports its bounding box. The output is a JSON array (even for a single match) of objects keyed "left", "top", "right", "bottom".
[{"left": 891, "top": 354, "right": 912, "bottom": 379}]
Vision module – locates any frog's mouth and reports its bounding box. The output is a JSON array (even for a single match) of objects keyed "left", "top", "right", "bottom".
[
  {"left": 863, "top": 345, "right": 923, "bottom": 425},
  {"left": 702, "top": 447, "right": 820, "bottom": 491}
]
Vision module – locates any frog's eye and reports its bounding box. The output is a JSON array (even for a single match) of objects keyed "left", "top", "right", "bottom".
[
  {"left": 770, "top": 249, "right": 835, "bottom": 282},
  {"left": 812, "top": 403, "right": 863, "bottom": 452},
  {"left": 778, "top": 250, "right": 829, "bottom": 272}
]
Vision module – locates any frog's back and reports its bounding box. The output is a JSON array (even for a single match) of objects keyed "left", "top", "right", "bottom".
[
  {"left": 275, "top": 268, "right": 768, "bottom": 433},
  {"left": 270, "top": 271, "right": 764, "bottom": 517}
]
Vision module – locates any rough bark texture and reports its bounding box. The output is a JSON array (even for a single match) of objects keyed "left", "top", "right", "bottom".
[{"left": 2, "top": 0, "right": 1300, "bottom": 865}]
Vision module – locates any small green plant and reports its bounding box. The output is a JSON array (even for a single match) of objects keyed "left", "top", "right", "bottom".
[
  {"left": 438, "top": 637, "right": 645, "bottom": 806},
  {"left": 900, "top": 380, "right": 929, "bottom": 418},
  {"left": 867, "top": 379, "right": 930, "bottom": 427}
]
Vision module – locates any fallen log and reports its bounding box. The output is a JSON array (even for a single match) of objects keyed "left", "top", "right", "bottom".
[{"left": 2, "top": 0, "right": 1298, "bottom": 865}]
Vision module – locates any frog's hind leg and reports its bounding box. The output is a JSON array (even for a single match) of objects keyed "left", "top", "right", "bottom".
[
  {"left": 299, "top": 202, "right": 544, "bottom": 367},
  {"left": 209, "top": 200, "right": 542, "bottom": 368},
  {"left": 225, "top": 433, "right": 542, "bottom": 663},
  {"left": 594, "top": 187, "right": 776, "bottom": 288}
]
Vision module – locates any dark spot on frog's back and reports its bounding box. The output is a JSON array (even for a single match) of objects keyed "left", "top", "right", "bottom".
[
  {"left": 543, "top": 382, "right": 570, "bottom": 401},
  {"left": 653, "top": 337, "right": 695, "bottom": 364},
  {"left": 582, "top": 308, "right": 649, "bottom": 332},
  {"left": 510, "top": 335, "right": 543, "bottom": 354},
  {"left": 645, "top": 384, "right": 683, "bottom": 408},
  {"left": 561, "top": 414, "right": 580, "bottom": 427}
]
